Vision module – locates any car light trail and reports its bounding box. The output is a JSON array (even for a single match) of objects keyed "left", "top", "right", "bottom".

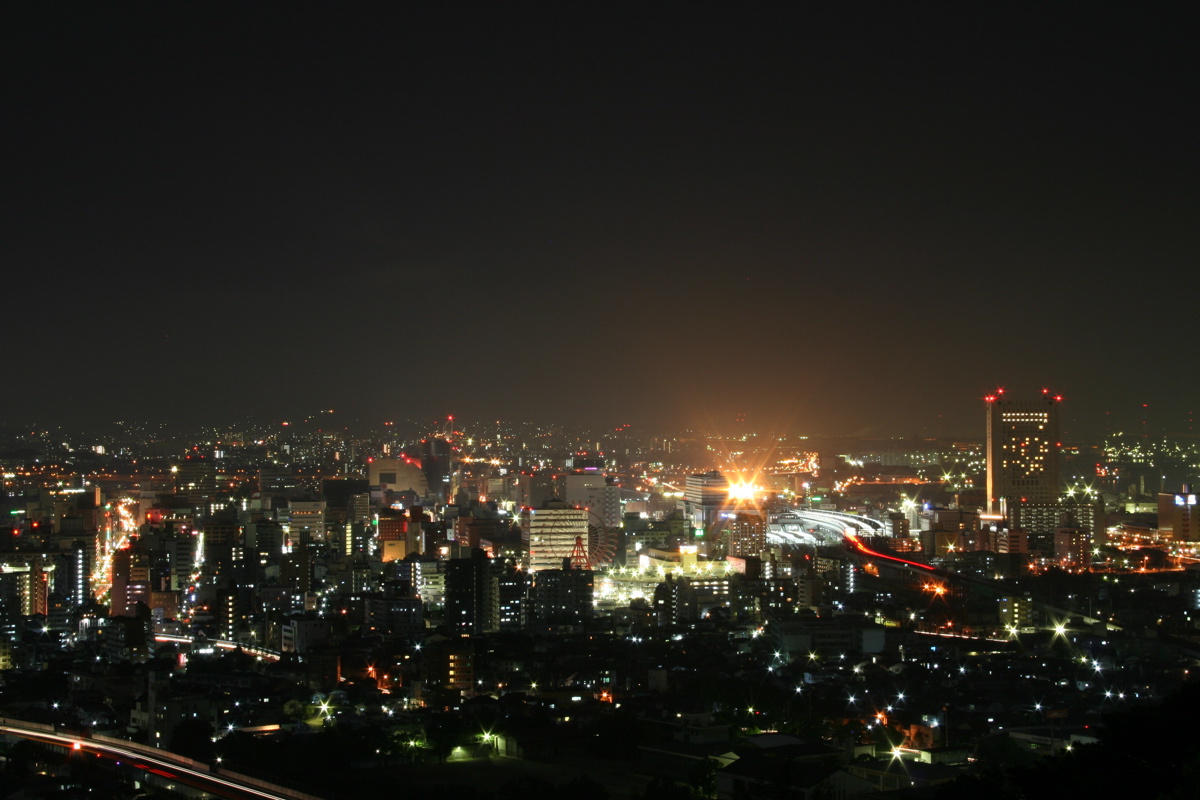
[{"left": 843, "top": 531, "right": 936, "bottom": 571}]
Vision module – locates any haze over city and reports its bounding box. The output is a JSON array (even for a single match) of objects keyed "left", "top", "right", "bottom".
[{"left": 3, "top": 5, "right": 1197, "bottom": 437}]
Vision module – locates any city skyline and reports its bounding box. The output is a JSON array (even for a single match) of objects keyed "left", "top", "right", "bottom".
[
  {"left": 3, "top": 6, "right": 1196, "bottom": 437},
  {"left": 0, "top": 385, "right": 1186, "bottom": 445}
]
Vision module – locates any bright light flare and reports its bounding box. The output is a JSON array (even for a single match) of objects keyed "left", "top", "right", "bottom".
[{"left": 727, "top": 482, "right": 760, "bottom": 501}]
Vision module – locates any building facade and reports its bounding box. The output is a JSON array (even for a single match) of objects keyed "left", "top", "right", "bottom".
[
  {"left": 985, "top": 392, "right": 1061, "bottom": 514},
  {"left": 523, "top": 500, "right": 588, "bottom": 573}
]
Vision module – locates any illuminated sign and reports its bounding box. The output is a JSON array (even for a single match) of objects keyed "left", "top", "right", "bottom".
[{"left": 1176, "top": 495, "right": 1198, "bottom": 506}]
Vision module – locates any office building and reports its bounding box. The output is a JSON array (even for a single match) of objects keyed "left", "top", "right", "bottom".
[
  {"left": 284, "top": 500, "right": 325, "bottom": 546},
  {"left": 681, "top": 471, "right": 729, "bottom": 535},
  {"left": 1009, "top": 499, "right": 1102, "bottom": 555},
  {"left": 513, "top": 472, "right": 558, "bottom": 510},
  {"left": 985, "top": 391, "right": 1061, "bottom": 514},
  {"left": 560, "top": 471, "right": 621, "bottom": 530},
  {"left": 721, "top": 512, "right": 765, "bottom": 558},
  {"left": 1159, "top": 485, "right": 1200, "bottom": 543}
]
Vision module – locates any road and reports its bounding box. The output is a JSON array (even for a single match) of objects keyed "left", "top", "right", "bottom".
[
  {"left": 0, "top": 717, "right": 320, "bottom": 800},
  {"left": 765, "top": 508, "right": 1117, "bottom": 632}
]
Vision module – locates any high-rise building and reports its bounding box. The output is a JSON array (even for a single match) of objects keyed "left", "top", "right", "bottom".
[
  {"left": 280, "top": 549, "right": 313, "bottom": 594},
  {"left": 378, "top": 507, "right": 425, "bottom": 562},
  {"left": 445, "top": 548, "right": 499, "bottom": 634},
  {"left": 284, "top": 500, "right": 325, "bottom": 546},
  {"left": 530, "top": 567, "right": 594, "bottom": 623},
  {"left": 513, "top": 472, "right": 558, "bottom": 510},
  {"left": 364, "top": 595, "right": 423, "bottom": 638},
  {"left": 560, "top": 472, "right": 621, "bottom": 530},
  {"left": 985, "top": 391, "right": 1061, "bottom": 514},
  {"left": 68, "top": 539, "right": 92, "bottom": 607},
  {"left": 653, "top": 574, "right": 697, "bottom": 625},
  {"left": 1158, "top": 485, "right": 1200, "bottom": 543},
  {"left": 167, "top": 534, "right": 197, "bottom": 592},
  {"left": 523, "top": 499, "right": 588, "bottom": 573},
  {"left": 721, "top": 512, "right": 765, "bottom": 558},
  {"left": 17, "top": 556, "right": 49, "bottom": 617},
  {"left": 496, "top": 560, "right": 527, "bottom": 628},
  {"left": 419, "top": 438, "right": 453, "bottom": 501},
  {"left": 110, "top": 547, "right": 133, "bottom": 617},
  {"left": 1008, "top": 499, "right": 1102, "bottom": 555},
  {"left": 680, "top": 471, "right": 729, "bottom": 535}
]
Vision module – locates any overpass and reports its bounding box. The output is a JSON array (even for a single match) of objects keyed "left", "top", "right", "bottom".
[
  {"left": 0, "top": 717, "right": 320, "bottom": 800},
  {"left": 764, "top": 508, "right": 1115, "bottom": 632},
  {"left": 155, "top": 634, "right": 282, "bottom": 662},
  {"left": 766, "top": 508, "right": 896, "bottom": 552}
]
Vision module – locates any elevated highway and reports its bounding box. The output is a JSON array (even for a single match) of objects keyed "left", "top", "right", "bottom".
[
  {"left": 154, "top": 634, "right": 281, "bottom": 662},
  {"left": 764, "top": 509, "right": 1114, "bottom": 631},
  {"left": 0, "top": 717, "right": 319, "bottom": 800}
]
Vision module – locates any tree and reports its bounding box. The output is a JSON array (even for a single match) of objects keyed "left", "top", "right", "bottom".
[
  {"left": 498, "top": 775, "right": 556, "bottom": 800},
  {"left": 561, "top": 777, "right": 609, "bottom": 800},
  {"left": 168, "top": 718, "right": 215, "bottom": 762},
  {"left": 282, "top": 698, "right": 308, "bottom": 721},
  {"left": 687, "top": 757, "right": 718, "bottom": 798},
  {"left": 642, "top": 776, "right": 693, "bottom": 800}
]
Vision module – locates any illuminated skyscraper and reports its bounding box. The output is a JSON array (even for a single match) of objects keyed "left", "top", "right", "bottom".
[{"left": 985, "top": 390, "right": 1061, "bottom": 514}]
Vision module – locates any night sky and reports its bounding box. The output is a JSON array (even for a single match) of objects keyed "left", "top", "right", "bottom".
[{"left": 3, "top": 4, "right": 1196, "bottom": 438}]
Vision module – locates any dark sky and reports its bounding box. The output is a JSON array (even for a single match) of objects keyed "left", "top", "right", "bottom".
[{"left": 3, "top": 4, "right": 1196, "bottom": 438}]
